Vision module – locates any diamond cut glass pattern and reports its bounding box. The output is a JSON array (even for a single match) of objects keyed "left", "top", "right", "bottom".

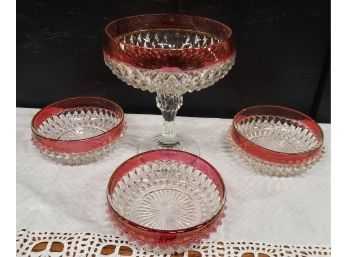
[
  {"left": 236, "top": 117, "right": 319, "bottom": 153},
  {"left": 229, "top": 105, "right": 324, "bottom": 176},
  {"left": 109, "top": 160, "right": 221, "bottom": 230},
  {"left": 107, "top": 150, "right": 226, "bottom": 253},
  {"left": 104, "top": 55, "right": 234, "bottom": 95},
  {"left": 104, "top": 14, "right": 235, "bottom": 155},
  {"left": 37, "top": 108, "right": 119, "bottom": 141},
  {"left": 31, "top": 97, "right": 126, "bottom": 165}
]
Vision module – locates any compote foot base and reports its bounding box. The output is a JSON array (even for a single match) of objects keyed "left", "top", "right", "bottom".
[{"left": 137, "top": 133, "right": 200, "bottom": 156}]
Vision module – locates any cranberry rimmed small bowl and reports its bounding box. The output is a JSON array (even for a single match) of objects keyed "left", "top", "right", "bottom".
[
  {"left": 107, "top": 150, "right": 226, "bottom": 254},
  {"left": 31, "top": 96, "right": 126, "bottom": 165},
  {"left": 229, "top": 105, "right": 324, "bottom": 176}
]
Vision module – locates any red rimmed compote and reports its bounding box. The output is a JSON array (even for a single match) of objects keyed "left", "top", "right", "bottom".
[{"left": 104, "top": 14, "right": 235, "bottom": 155}]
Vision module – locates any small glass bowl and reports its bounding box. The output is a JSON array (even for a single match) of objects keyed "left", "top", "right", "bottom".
[
  {"left": 107, "top": 150, "right": 226, "bottom": 254},
  {"left": 229, "top": 105, "right": 324, "bottom": 176},
  {"left": 31, "top": 96, "right": 126, "bottom": 165}
]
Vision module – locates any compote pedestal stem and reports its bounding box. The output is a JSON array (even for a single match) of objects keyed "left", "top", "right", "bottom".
[{"left": 156, "top": 93, "right": 183, "bottom": 147}]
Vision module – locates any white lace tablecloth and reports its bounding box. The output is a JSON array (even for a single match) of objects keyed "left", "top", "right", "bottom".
[{"left": 16, "top": 107, "right": 331, "bottom": 247}]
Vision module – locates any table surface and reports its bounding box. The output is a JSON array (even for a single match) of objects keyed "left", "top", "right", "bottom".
[{"left": 16, "top": 108, "right": 331, "bottom": 246}]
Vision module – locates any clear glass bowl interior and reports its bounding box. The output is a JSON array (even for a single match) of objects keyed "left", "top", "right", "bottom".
[
  {"left": 31, "top": 97, "right": 125, "bottom": 157},
  {"left": 229, "top": 105, "right": 324, "bottom": 175},
  {"left": 104, "top": 14, "right": 235, "bottom": 71},
  {"left": 107, "top": 150, "right": 226, "bottom": 252}
]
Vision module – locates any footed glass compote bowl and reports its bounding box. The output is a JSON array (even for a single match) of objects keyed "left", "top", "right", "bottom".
[{"left": 104, "top": 14, "right": 235, "bottom": 155}]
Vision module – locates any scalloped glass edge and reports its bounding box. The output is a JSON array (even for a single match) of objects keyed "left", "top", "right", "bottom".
[{"left": 107, "top": 205, "right": 226, "bottom": 254}]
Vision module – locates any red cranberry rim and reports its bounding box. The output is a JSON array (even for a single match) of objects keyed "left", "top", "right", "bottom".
[
  {"left": 107, "top": 149, "right": 226, "bottom": 234},
  {"left": 31, "top": 96, "right": 125, "bottom": 143},
  {"left": 105, "top": 13, "right": 233, "bottom": 50},
  {"left": 232, "top": 105, "right": 324, "bottom": 156}
]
